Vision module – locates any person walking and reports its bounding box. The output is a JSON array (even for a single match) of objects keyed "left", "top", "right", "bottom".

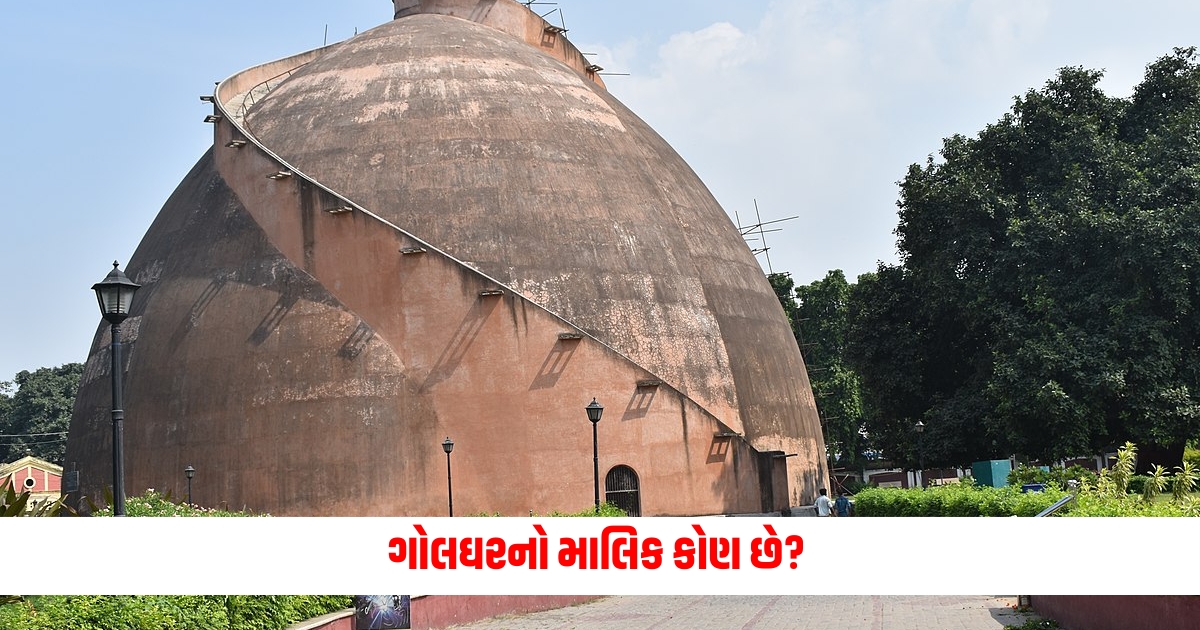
[
  {"left": 834, "top": 492, "right": 852, "bottom": 517},
  {"left": 815, "top": 488, "right": 833, "bottom": 516}
]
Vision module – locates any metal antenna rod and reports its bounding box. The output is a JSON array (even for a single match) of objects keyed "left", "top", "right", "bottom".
[{"left": 754, "top": 200, "right": 775, "bottom": 274}]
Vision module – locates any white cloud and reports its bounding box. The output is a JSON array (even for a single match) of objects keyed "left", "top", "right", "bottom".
[
  {"left": 658, "top": 22, "right": 756, "bottom": 71},
  {"left": 589, "top": 0, "right": 1200, "bottom": 283}
]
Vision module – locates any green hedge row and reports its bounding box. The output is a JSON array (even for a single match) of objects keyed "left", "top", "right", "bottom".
[
  {"left": 0, "top": 596, "right": 351, "bottom": 630},
  {"left": 852, "top": 484, "right": 1198, "bottom": 516},
  {"left": 852, "top": 484, "right": 1069, "bottom": 517},
  {"left": 1061, "top": 493, "right": 1199, "bottom": 516}
]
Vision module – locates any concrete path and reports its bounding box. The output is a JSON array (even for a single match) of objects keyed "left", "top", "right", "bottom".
[{"left": 445, "top": 596, "right": 1038, "bottom": 630}]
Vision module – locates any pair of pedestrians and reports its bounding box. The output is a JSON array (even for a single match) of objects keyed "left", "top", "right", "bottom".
[{"left": 815, "top": 488, "right": 852, "bottom": 516}]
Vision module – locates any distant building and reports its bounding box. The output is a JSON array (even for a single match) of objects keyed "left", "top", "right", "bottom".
[
  {"left": 0, "top": 455, "right": 62, "bottom": 508},
  {"left": 67, "top": 0, "right": 829, "bottom": 516}
]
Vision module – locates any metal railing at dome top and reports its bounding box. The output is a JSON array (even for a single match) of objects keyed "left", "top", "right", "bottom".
[{"left": 235, "top": 65, "right": 309, "bottom": 121}]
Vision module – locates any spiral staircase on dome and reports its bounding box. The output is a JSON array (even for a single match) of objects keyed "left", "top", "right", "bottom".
[{"left": 66, "top": 0, "right": 827, "bottom": 517}]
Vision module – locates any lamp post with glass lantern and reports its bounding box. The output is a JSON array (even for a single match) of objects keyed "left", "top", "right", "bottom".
[
  {"left": 442, "top": 437, "right": 454, "bottom": 517},
  {"left": 184, "top": 465, "right": 195, "bottom": 505},
  {"left": 92, "top": 261, "right": 141, "bottom": 517},
  {"left": 585, "top": 398, "right": 604, "bottom": 513}
]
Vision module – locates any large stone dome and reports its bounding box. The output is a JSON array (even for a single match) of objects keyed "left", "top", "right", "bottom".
[{"left": 67, "top": 0, "right": 827, "bottom": 516}]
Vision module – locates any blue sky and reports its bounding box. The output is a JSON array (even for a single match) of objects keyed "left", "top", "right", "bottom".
[{"left": 3, "top": 0, "right": 1199, "bottom": 381}]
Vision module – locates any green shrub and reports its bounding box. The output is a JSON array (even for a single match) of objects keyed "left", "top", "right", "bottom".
[
  {"left": 852, "top": 487, "right": 903, "bottom": 516},
  {"left": 1108, "top": 442, "right": 1137, "bottom": 495},
  {"left": 1142, "top": 465, "right": 1171, "bottom": 502},
  {"left": 939, "top": 484, "right": 983, "bottom": 517},
  {"left": 832, "top": 444, "right": 1197, "bottom": 517},
  {"left": 1063, "top": 492, "right": 1198, "bottom": 517},
  {"left": 840, "top": 476, "right": 869, "bottom": 495},
  {"left": 977, "top": 487, "right": 1019, "bottom": 516},
  {"left": 1172, "top": 461, "right": 1198, "bottom": 502},
  {"left": 852, "top": 484, "right": 1067, "bottom": 517},
  {"left": 0, "top": 596, "right": 351, "bottom": 630},
  {"left": 1013, "top": 488, "right": 1062, "bottom": 516},
  {"left": 225, "top": 596, "right": 351, "bottom": 630},
  {"left": 1052, "top": 465, "right": 1097, "bottom": 490},
  {"left": 1184, "top": 443, "right": 1200, "bottom": 469},
  {"left": 1006, "top": 464, "right": 1096, "bottom": 491},
  {"left": 544, "top": 503, "right": 628, "bottom": 517},
  {"left": 1008, "top": 464, "right": 1052, "bottom": 487}
]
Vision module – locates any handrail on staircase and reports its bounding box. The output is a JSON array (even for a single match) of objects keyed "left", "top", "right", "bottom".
[{"left": 236, "top": 65, "right": 308, "bottom": 120}]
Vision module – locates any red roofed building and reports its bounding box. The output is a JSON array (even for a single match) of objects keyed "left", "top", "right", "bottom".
[{"left": 0, "top": 455, "right": 63, "bottom": 507}]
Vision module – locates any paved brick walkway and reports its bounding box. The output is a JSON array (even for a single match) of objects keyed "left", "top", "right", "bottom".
[{"left": 445, "top": 596, "right": 1038, "bottom": 630}]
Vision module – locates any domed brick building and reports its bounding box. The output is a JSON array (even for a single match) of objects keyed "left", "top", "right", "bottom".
[{"left": 67, "top": 0, "right": 828, "bottom": 516}]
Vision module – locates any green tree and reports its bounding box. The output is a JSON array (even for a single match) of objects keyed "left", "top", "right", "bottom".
[
  {"left": 771, "top": 271, "right": 870, "bottom": 467},
  {"left": 0, "top": 363, "right": 83, "bottom": 465},
  {"left": 768, "top": 272, "right": 802, "bottom": 340},
  {"left": 0, "top": 380, "right": 12, "bottom": 444},
  {"left": 850, "top": 48, "right": 1200, "bottom": 464},
  {"left": 845, "top": 263, "right": 996, "bottom": 467},
  {"left": 793, "top": 270, "right": 869, "bottom": 467}
]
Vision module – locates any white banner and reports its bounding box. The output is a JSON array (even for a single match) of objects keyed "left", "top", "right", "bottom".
[{"left": 5, "top": 517, "right": 1198, "bottom": 595}]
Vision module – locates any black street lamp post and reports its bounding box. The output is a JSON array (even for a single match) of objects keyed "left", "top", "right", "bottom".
[
  {"left": 184, "top": 465, "right": 195, "bottom": 505},
  {"left": 585, "top": 398, "right": 604, "bottom": 513},
  {"left": 92, "top": 261, "right": 140, "bottom": 517},
  {"left": 915, "top": 420, "right": 926, "bottom": 488},
  {"left": 442, "top": 437, "right": 454, "bottom": 517}
]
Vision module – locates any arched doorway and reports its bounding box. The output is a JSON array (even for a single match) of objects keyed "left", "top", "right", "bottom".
[{"left": 604, "top": 465, "right": 641, "bottom": 517}]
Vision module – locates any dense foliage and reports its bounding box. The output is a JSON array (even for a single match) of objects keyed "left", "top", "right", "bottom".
[
  {"left": 771, "top": 272, "right": 867, "bottom": 466},
  {"left": 548, "top": 503, "right": 629, "bottom": 517},
  {"left": 853, "top": 483, "right": 1198, "bottom": 517},
  {"left": 1064, "top": 492, "right": 1199, "bottom": 516},
  {"left": 0, "top": 596, "right": 351, "bottom": 630},
  {"left": 845, "top": 48, "right": 1200, "bottom": 464},
  {"left": 0, "top": 493, "right": 339, "bottom": 629},
  {"left": 1185, "top": 443, "right": 1200, "bottom": 469},
  {"left": 854, "top": 444, "right": 1199, "bottom": 516},
  {"left": 853, "top": 484, "right": 1069, "bottom": 517},
  {"left": 1006, "top": 464, "right": 1097, "bottom": 490},
  {"left": 0, "top": 363, "right": 82, "bottom": 465}
]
